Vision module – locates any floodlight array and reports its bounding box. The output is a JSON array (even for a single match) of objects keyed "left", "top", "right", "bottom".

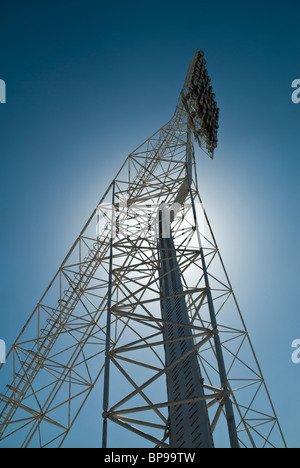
[{"left": 183, "top": 50, "right": 219, "bottom": 157}]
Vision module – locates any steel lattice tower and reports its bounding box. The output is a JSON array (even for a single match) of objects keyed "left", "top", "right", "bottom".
[{"left": 0, "top": 51, "right": 286, "bottom": 448}]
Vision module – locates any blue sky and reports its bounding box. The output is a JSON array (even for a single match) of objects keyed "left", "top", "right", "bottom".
[{"left": 0, "top": 0, "right": 299, "bottom": 448}]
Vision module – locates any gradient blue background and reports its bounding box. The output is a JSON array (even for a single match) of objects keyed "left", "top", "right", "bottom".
[{"left": 0, "top": 0, "right": 299, "bottom": 448}]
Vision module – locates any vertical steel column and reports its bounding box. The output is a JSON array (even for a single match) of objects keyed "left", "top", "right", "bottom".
[
  {"left": 186, "top": 119, "right": 240, "bottom": 448},
  {"left": 158, "top": 205, "right": 214, "bottom": 448},
  {"left": 102, "top": 182, "right": 115, "bottom": 448}
]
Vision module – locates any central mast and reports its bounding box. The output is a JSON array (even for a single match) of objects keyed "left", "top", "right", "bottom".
[{"left": 158, "top": 201, "right": 214, "bottom": 448}]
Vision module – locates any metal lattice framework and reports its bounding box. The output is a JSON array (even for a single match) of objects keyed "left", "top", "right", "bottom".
[{"left": 0, "top": 51, "right": 286, "bottom": 448}]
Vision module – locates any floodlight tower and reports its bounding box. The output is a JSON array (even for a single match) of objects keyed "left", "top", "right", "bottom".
[{"left": 0, "top": 51, "right": 286, "bottom": 449}]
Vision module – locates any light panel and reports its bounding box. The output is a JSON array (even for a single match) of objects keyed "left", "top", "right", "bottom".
[{"left": 182, "top": 50, "right": 219, "bottom": 158}]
